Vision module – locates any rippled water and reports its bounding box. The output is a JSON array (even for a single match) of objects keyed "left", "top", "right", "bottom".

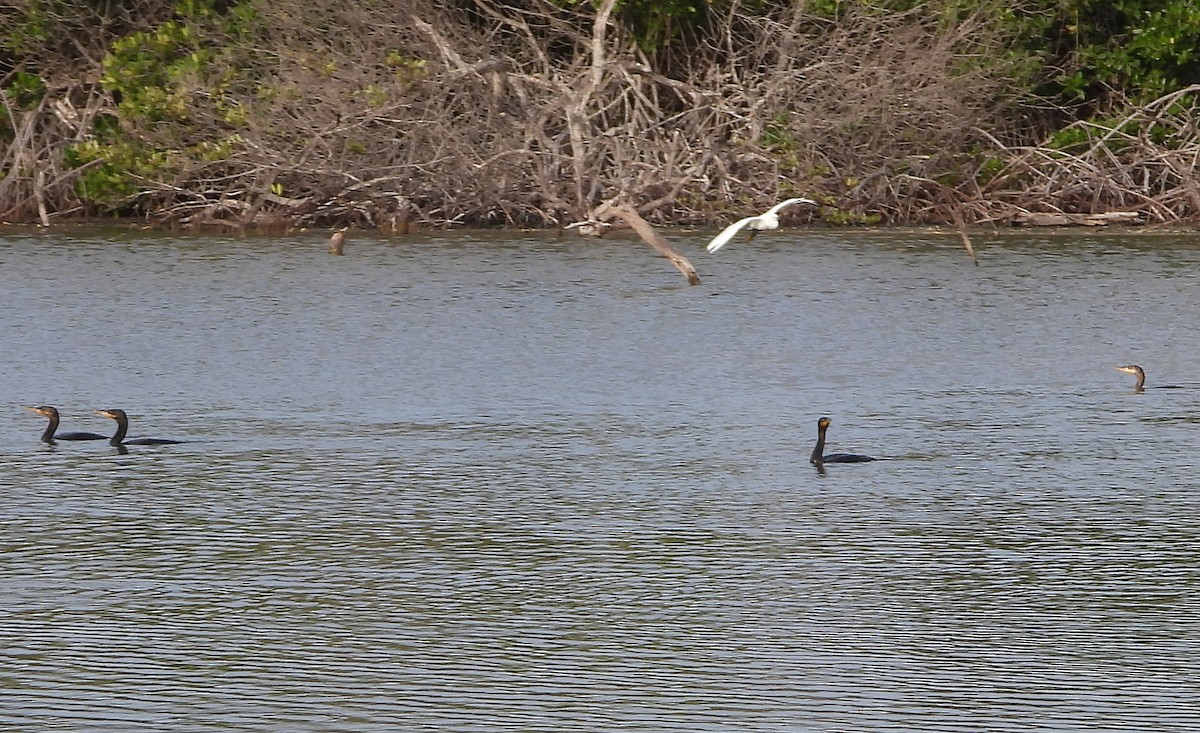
[{"left": 2, "top": 228, "right": 1199, "bottom": 730}]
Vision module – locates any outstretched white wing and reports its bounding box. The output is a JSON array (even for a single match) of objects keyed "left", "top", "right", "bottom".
[
  {"left": 706, "top": 216, "right": 757, "bottom": 253},
  {"left": 765, "top": 197, "right": 816, "bottom": 217}
]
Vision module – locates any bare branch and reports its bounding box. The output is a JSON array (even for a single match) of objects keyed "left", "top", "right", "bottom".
[{"left": 608, "top": 204, "right": 700, "bottom": 285}]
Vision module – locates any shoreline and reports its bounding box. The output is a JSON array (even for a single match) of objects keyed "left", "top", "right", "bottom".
[{"left": 4, "top": 219, "right": 1198, "bottom": 240}]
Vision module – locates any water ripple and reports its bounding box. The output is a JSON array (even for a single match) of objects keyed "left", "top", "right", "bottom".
[{"left": 3, "top": 232, "right": 1200, "bottom": 730}]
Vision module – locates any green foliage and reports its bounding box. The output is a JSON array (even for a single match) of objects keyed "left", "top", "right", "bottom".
[
  {"left": 616, "top": 0, "right": 704, "bottom": 52},
  {"left": 974, "top": 156, "right": 1005, "bottom": 185},
  {"left": 361, "top": 84, "right": 388, "bottom": 107},
  {"left": 761, "top": 115, "right": 803, "bottom": 169},
  {"left": 385, "top": 50, "right": 428, "bottom": 81},
  {"left": 1045, "top": 96, "right": 1197, "bottom": 156},
  {"left": 803, "top": 0, "right": 986, "bottom": 23},
  {"left": 4, "top": 71, "right": 47, "bottom": 109},
  {"left": 550, "top": 0, "right": 715, "bottom": 52},
  {"left": 718, "top": 0, "right": 1200, "bottom": 109},
  {"left": 820, "top": 205, "right": 882, "bottom": 225},
  {"left": 1, "top": 71, "right": 47, "bottom": 145},
  {"left": 59, "top": 3, "right": 261, "bottom": 212},
  {"left": 64, "top": 138, "right": 172, "bottom": 205},
  {"left": 0, "top": 5, "right": 47, "bottom": 57},
  {"left": 1, "top": 0, "right": 182, "bottom": 69},
  {"left": 174, "top": 0, "right": 224, "bottom": 19},
  {"left": 101, "top": 21, "right": 210, "bottom": 122},
  {"left": 64, "top": 133, "right": 243, "bottom": 208},
  {"left": 92, "top": 2, "right": 264, "bottom": 123},
  {"left": 1045, "top": 123, "right": 1094, "bottom": 152},
  {"left": 761, "top": 115, "right": 796, "bottom": 152},
  {"left": 1044, "top": 0, "right": 1200, "bottom": 104},
  {"left": 803, "top": 0, "right": 920, "bottom": 19}
]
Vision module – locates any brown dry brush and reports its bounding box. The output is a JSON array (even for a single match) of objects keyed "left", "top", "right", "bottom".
[
  {"left": 4, "top": 0, "right": 1200, "bottom": 229},
  {"left": 0, "top": 76, "right": 105, "bottom": 224},
  {"left": 173, "top": 0, "right": 1033, "bottom": 230},
  {"left": 973, "top": 84, "right": 1200, "bottom": 224}
]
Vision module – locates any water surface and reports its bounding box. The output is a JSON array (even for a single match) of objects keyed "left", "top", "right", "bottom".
[{"left": 2, "top": 228, "right": 1198, "bottom": 730}]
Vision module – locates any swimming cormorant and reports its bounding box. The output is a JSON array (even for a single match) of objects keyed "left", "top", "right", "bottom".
[
  {"left": 810, "top": 417, "right": 876, "bottom": 465},
  {"left": 24, "top": 405, "right": 108, "bottom": 444},
  {"left": 94, "top": 409, "right": 185, "bottom": 446},
  {"left": 1115, "top": 365, "right": 1146, "bottom": 392},
  {"left": 1115, "top": 364, "right": 1181, "bottom": 392}
]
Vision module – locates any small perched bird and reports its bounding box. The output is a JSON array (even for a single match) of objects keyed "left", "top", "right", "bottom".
[
  {"left": 810, "top": 417, "right": 875, "bottom": 466},
  {"left": 94, "top": 409, "right": 186, "bottom": 446},
  {"left": 24, "top": 405, "right": 108, "bottom": 444},
  {"left": 706, "top": 198, "right": 817, "bottom": 253},
  {"left": 328, "top": 227, "right": 348, "bottom": 255}
]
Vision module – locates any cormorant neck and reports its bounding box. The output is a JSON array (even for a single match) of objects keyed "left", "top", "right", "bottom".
[
  {"left": 109, "top": 416, "right": 129, "bottom": 445},
  {"left": 41, "top": 414, "right": 59, "bottom": 444},
  {"left": 1134, "top": 372, "right": 1145, "bottom": 391},
  {"left": 810, "top": 426, "right": 827, "bottom": 465}
]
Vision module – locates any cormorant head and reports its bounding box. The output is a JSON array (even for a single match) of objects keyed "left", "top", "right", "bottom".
[
  {"left": 1114, "top": 365, "right": 1144, "bottom": 377},
  {"left": 95, "top": 408, "right": 127, "bottom": 421},
  {"left": 817, "top": 416, "right": 832, "bottom": 430},
  {"left": 24, "top": 405, "right": 59, "bottom": 418}
]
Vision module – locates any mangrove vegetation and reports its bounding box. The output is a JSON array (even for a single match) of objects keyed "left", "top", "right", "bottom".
[{"left": 3, "top": 0, "right": 1199, "bottom": 231}]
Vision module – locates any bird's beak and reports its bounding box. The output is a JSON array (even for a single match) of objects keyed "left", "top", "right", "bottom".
[{"left": 22, "top": 406, "right": 41, "bottom": 414}]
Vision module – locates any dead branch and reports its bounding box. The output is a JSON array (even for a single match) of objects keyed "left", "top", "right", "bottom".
[
  {"left": 950, "top": 207, "right": 977, "bottom": 265},
  {"left": 607, "top": 204, "right": 700, "bottom": 285}
]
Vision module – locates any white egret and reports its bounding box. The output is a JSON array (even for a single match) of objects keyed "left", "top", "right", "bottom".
[{"left": 705, "top": 197, "right": 816, "bottom": 253}]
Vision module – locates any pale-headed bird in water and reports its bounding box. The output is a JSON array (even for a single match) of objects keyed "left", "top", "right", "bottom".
[
  {"left": 1115, "top": 364, "right": 1182, "bottom": 392},
  {"left": 328, "top": 227, "right": 348, "bottom": 255}
]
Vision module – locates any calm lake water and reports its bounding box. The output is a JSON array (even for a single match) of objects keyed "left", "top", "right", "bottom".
[{"left": 2, "top": 227, "right": 1198, "bottom": 731}]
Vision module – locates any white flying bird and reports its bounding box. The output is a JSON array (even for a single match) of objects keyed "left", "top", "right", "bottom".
[{"left": 705, "top": 197, "right": 817, "bottom": 253}]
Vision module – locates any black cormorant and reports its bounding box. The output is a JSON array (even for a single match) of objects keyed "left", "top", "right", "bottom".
[
  {"left": 95, "top": 409, "right": 186, "bottom": 446},
  {"left": 24, "top": 405, "right": 108, "bottom": 444},
  {"left": 1115, "top": 364, "right": 1181, "bottom": 392},
  {"left": 810, "top": 416, "right": 875, "bottom": 465}
]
